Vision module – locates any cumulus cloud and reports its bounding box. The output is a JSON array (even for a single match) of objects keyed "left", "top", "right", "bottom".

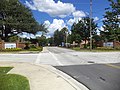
[
  {"left": 44, "top": 20, "right": 51, "bottom": 27},
  {"left": 67, "top": 19, "right": 75, "bottom": 26},
  {"left": 25, "top": 1, "right": 36, "bottom": 10},
  {"left": 67, "top": 11, "right": 86, "bottom": 26},
  {"left": 73, "top": 10, "right": 86, "bottom": 18},
  {"left": 67, "top": 17, "right": 82, "bottom": 26},
  {"left": 44, "top": 19, "right": 67, "bottom": 36},
  {"left": 25, "top": 0, "right": 75, "bottom": 18},
  {"left": 94, "top": 17, "right": 99, "bottom": 22}
]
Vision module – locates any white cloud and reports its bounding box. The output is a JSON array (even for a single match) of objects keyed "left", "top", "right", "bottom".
[
  {"left": 67, "top": 19, "right": 75, "bottom": 26},
  {"left": 44, "top": 19, "right": 67, "bottom": 36},
  {"left": 67, "top": 17, "right": 82, "bottom": 26},
  {"left": 72, "top": 10, "right": 86, "bottom": 18},
  {"left": 67, "top": 10, "right": 86, "bottom": 26},
  {"left": 94, "top": 17, "right": 99, "bottom": 22},
  {"left": 44, "top": 20, "right": 50, "bottom": 27},
  {"left": 25, "top": 0, "right": 75, "bottom": 18},
  {"left": 25, "top": 1, "right": 36, "bottom": 10}
]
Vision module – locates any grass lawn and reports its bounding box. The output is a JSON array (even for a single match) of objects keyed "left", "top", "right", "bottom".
[
  {"left": 0, "top": 67, "right": 30, "bottom": 90},
  {"left": 72, "top": 47, "right": 120, "bottom": 52},
  {"left": 0, "top": 67, "right": 13, "bottom": 74}
]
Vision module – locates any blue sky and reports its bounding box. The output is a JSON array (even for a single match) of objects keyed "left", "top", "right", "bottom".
[{"left": 19, "top": 0, "right": 110, "bottom": 38}]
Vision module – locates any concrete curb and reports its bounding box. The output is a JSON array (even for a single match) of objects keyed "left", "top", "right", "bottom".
[{"left": 35, "top": 63, "right": 89, "bottom": 90}]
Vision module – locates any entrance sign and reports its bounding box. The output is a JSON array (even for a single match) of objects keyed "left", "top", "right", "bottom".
[
  {"left": 5, "top": 43, "right": 16, "bottom": 49},
  {"left": 103, "top": 42, "right": 113, "bottom": 47}
]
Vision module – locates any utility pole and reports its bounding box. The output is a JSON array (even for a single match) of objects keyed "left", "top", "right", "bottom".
[
  {"left": 90, "top": 0, "right": 92, "bottom": 50},
  {"left": 66, "top": 31, "right": 68, "bottom": 47}
]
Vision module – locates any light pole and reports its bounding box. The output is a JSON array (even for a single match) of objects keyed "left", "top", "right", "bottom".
[
  {"left": 90, "top": 0, "right": 92, "bottom": 50},
  {"left": 65, "top": 31, "right": 68, "bottom": 47}
]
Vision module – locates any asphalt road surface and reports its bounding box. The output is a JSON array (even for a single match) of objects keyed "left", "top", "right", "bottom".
[
  {"left": 37, "top": 47, "right": 120, "bottom": 65},
  {"left": 55, "top": 63, "right": 120, "bottom": 90}
]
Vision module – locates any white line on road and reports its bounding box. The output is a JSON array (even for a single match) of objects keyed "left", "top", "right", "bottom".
[
  {"left": 48, "top": 51, "right": 63, "bottom": 66},
  {"left": 35, "top": 53, "right": 41, "bottom": 64}
]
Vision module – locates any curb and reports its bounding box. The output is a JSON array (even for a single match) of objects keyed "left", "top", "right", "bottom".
[{"left": 35, "top": 63, "right": 89, "bottom": 90}]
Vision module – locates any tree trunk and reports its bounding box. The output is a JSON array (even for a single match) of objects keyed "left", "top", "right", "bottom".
[{"left": 84, "top": 39, "right": 87, "bottom": 48}]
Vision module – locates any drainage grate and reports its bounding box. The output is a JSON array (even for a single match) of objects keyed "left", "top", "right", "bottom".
[{"left": 87, "top": 61, "right": 95, "bottom": 63}]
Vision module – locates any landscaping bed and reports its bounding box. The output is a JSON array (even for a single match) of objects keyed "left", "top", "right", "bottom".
[
  {"left": 0, "top": 46, "right": 43, "bottom": 53},
  {"left": 0, "top": 67, "right": 30, "bottom": 90}
]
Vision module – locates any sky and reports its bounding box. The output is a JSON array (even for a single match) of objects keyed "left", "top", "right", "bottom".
[{"left": 19, "top": 0, "right": 110, "bottom": 38}]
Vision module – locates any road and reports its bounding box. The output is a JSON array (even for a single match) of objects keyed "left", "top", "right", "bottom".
[
  {"left": 0, "top": 47, "right": 120, "bottom": 65},
  {"left": 0, "top": 47, "right": 120, "bottom": 90},
  {"left": 36, "top": 47, "right": 120, "bottom": 66},
  {"left": 55, "top": 63, "right": 120, "bottom": 90},
  {"left": 0, "top": 54, "right": 38, "bottom": 63}
]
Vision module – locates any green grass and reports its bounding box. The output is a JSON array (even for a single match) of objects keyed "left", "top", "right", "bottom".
[
  {"left": 0, "top": 74, "right": 30, "bottom": 90},
  {"left": 0, "top": 67, "right": 13, "bottom": 74},
  {"left": 0, "top": 67, "right": 30, "bottom": 90},
  {"left": 71, "top": 47, "right": 120, "bottom": 52}
]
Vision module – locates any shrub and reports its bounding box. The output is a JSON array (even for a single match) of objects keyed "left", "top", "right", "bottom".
[
  {"left": 2, "top": 48, "right": 22, "bottom": 52},
  {"left": 30, "top": 45, "right": 36, "bottom": 48},
  {"left": 26, "top": 46, "right": 43, "bottom": 51},
  {"left": 97, "top": 47, "right": 114, "bottom": 50}
]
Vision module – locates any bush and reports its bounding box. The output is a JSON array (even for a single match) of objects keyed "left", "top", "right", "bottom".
[
  {"left": 2, "top": 48, "right": 22, "bottom": 52},
  {"left": 26, "top": 46, "right": 43, "bottom": 51},
  {"left": 115, "top": 47, "right": 120, "bottom": 50},
  {"left": 30, "top": 45, "right": 36, "bottom": 48},
  {"left": 97, "top": 47, "right": 114, "bottom": 50}
]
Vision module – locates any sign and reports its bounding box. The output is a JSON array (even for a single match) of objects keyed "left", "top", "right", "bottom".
[
  {"left": 103, "top": 42, "right": 113, "bottom": 47},
  {"left": 5, "top": 43, "right": 16, "bottom": 49}
]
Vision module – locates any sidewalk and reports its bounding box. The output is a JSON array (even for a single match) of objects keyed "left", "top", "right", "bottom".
[{"left": 0, "top": 62, "right": 88, "bottom": 90}]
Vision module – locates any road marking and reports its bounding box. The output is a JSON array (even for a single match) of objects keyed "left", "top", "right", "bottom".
[
  {"left": 48, "top": 51, "right": 63, "bottom": 66},
  {"left": 106, "top": 64, "right": 120, "bottom": 69},
  {"left": 35, "top": 53, "right": 41, "bottom": 64}
]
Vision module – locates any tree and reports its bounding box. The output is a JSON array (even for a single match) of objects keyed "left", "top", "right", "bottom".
[
  {"left": 53, "top": 27, "right": 68, "bottom": 46},
  {"left": 46, "top": 37, "right": 54, "bottom": 46},
  {"left": 0, "top": 0, "right": 47, "bottom": 41},
  {"left": 37, "top": 35, "right": 47, "bottom": 46},
  {"left": 8, "top": 35, "right": 19, "bottom": 42},
  {"left": 102, "top": 0, "right": 120, "bottom": 42},
  {"left": 71, "top": 17, "right": 97, "bottom": 48},
  {"left": 53, "top": 29, "right": 61, "bottom": 46},
  {"left": 60, "top": 27, "right": 68, "bottom": 43}
]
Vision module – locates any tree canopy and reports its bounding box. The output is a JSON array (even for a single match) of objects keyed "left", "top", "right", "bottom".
[
  {"left": 102, "top": 0, "right": 120, "bottom": 41},
  {"left": 53, "top": 27, "right": 68, "bottom": 46},
  {"left": 70, "top": 17, "right": 97, "bottom": 47},
  {"left": 0, "top": 0, "right": 47, "bottom": 41}
]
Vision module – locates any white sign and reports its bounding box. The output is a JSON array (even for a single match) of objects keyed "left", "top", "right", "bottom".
[
  {"left": 5, "top": 43, "right": 16, "bottom": 49},
  {"left": 103, "top": 42, "right": 113, "bottom": 47}
]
